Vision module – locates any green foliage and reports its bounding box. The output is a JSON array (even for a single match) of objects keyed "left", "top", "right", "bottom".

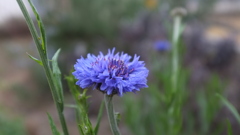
[
  {"left": 17, "top": 0, "right": 69, "bottom": 134},
  {"left": 47, "top": 113, "right": 61, "bottom": 135},
  {"left": 65, "top": 73, "right": 105, "bottom": 135},
  {"left": 27, "top": 52, "right": 43, "bottom": 66},
  {"left": 227, "top": 119, "right": 233, "bottom": 135},
  {"left": 115, "top": 112, "right": 121, "bottom": 126},
  {"left": 28, "top": 0, "right": 47, "bottom": 53},
  {"left": 36, "top": 0, "right": 145, "bottom": 45},
  {"left": 193, "top": 75, "right": 224, "bottom": 135},
  {"left": 124, "top": 51, "right": 225, "bottom": 135},
  {"left": 217, "top": 94, "right": 240, "bottom": 125},
  {"left": 124, "top": 40, "right": 188, "bottom": 135},
  {"left": 17, "top": 0, "right": 236, "bottom": 135},
  {"left": 52, "top": 49, "right": 64, "bottom": 111},
  {"left": 94, "top": 101, "right": 105, "bottom": 135},
  {"left": 123, "top": 16, "right": 188, "bottom": 135},
  {"left": 65, "top": 74, "right": 92, "bottom": 134},
  {"left": 123, "top": 18, "right": 225, "bottom": 134},
  {"left": 123, "top": 69, "right": 189, "bottom": 135},
  {"left": 0, "top": 111, "right": 26, "bottom": 135}
]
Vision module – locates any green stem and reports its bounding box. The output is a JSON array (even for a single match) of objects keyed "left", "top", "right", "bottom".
[
  {"left": 169, "top": 8, "right": 186, "bottom": 135},
  {"left": 171, "top": 15, "right": 182, "bottom": 94},
  {"left": 16, "top": 0, "right": 69, "bottom": 134},
  {"left": 104, "top": 94, "right": 121, "bottom": 135}
]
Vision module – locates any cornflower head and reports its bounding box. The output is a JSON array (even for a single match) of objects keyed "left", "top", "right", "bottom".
[{"left": 73, "top": 48, "right": 149, "bottom": 96}]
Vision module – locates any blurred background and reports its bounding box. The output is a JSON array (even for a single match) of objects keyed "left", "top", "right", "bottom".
[{"left": 1, "top": 0, "right": 240, "bottom": 135}]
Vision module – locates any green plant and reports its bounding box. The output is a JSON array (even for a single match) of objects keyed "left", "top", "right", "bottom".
[
  {"left": 17, "top": 0, "right": 104, "bottom": 134},
  {"left": 0, "top": 110, "right": 26, "bottom": 135},
  {"left": 123, "top": 7, "right": 226, "bottom": 135}
]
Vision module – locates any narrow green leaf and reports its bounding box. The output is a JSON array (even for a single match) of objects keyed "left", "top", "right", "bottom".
[
  {"left": 26, "top": 52, "right": 43, "bottom": 66},
  {"left": 94, "top": 100, "right": 104, "bottom": 135},
  {"left": 28, "top": 0, "right": 47, "bottom": 53},
  {"left": 226, "top": 119, "right": 233, "bottom": 135},
  {"left": 216, "top": 93, "right": 240, "bottom": 124},
  {"left": 52, "top": 49, "right": 61, "bottom": 73},
  {"left": 52, "top": 49, "right": 64, "bottom": 111},
  {"left": 17, "top": 1, "right": 69, "bottom": 134},
  {"left": 16, "top": 0, "right": 44, "bottom": 60},
  {"left": 115, "top": 112, "right": 121, "bottom": 126},
  {"left": 47, "top": 113, "right": 61, "bottom": 135},
  {"left": 64, "top": 104, "right": 78, "bottom": 109},
  {"left": 79, "top": 125, "right": 85, "bottom": 135},
  {"left": 86, "top": 118, "right": 95, "bottom": 135}
]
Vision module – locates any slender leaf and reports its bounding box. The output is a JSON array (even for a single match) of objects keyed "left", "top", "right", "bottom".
[
  {"left": 64, "top": 104, "right": 78, "bottom": 109},
  {"left": 16, "top": 0, "right": 43, "bottom": 59},
  {"left": 115, "top": 112, "right": 121, "bottom": 126},
  {"left": 52, "top": 49, "right": 64, "bottom": 111},
  {"left": 26, "top": 52, "right": 43, "bottom": 66},
  {"left": 79, "top": 125, "right": 85, "bottom": 135},
  {"left": 94, "top": 100, "right": 104, "bottom": 135},
  {"left": 227, "top": 119, "right": 233, "bottom": 135},
  {"left": 17, "top": 1, "right": 69, "bottom": 134},
  {"left": 47, "top": 113, "right": 61, "bottom": 135},
  {"left": 28, "top": 0, "right": 47, "bottom": 53},
  {"left": 216, "top": 93, "right": 240, "bottom": 124}
]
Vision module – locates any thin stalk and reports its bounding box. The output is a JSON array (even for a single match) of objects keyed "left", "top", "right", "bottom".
[
  {"left": 16, "top": 0, "right": 69, "bottom": 134},
  {"left": 171, "top": 14, "right": 182, "bottom": 94},
  {"left": 169, "top": 8, "right": 186, "bottom": 135},
  {"left": 104, "top": 94, "right": 121, "bottom": 135}
]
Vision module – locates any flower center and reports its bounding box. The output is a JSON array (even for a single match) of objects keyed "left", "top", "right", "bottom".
[{"left": 108, "top": 59, "right": 129, "bottom": 78}]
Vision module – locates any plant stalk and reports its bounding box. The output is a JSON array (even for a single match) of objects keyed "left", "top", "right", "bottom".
[
  {"left": 104, "top": 94, "right": 121, "bottom": 135},
  {"left": 171, "top": 12, "right": 182, "bottom": 94},
  {"left": 16, "top": 0, "right": 69, "bottom": 134},
  {"left": 169, "top": 8, "right": 186, "bottom": 135}
]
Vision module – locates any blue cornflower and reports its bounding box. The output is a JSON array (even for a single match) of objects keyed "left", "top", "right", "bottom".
[
  {"left": 73, "top": 48, "right": 149, "bottom": 96},
  {"left": 154, "top": 40, "right": 171, "bottom": 51}
]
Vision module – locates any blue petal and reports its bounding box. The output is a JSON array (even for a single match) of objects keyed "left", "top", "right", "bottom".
[
  {"left": 117, "top": 84, "right": 123, "bottom": 96},
  {"left": 107, "top": 87, "right": 113, "bottom": 95},
  {"left": 80, "top": 79, "right": 93, "bottom": 88},
  {"left": 100, "top": 82, "right": 108, "bottom": 90}
]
